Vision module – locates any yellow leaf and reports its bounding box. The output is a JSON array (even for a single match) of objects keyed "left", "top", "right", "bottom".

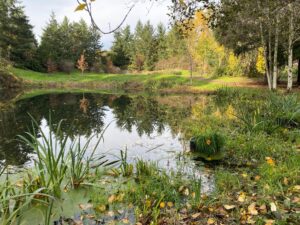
[
  {"left": 241, "top": 173, "right": 248, "bottom": 178},
  {"left": 238, "top": 192, "right": 246, "bottom": 202},
  {"left": 183, "top": 188, "right": 190, "bottom": 196},
  {"left": 207, "top": 218, "right": 215, "bottom": 225},
  {"left": 259, "top": 204, "right": 267, "bottom": 214},
  {"left": 108, "top": 194, "right": 116, "bottom": 204},
  {"left": 224, "top": 204, "right": 236, "bottom": 210},
  {"left": 265, "top": 157, "right": 275, "bottom": 166},
  {"left": 79, "top": 203, "right": 93, "bottom": 210},
  {"left": 96, "top": 204, "right": 106, "bottom": 212},
  {"left": 270, "top": 202, "right": 277, "bottom": 212},
  {"left": 107, "top": 211, "right": 114, "bottom": 217},
  {"left": 75, "top": 3, "right": 87, "bottom": 12},
  {"left": 122, "top": 218, "right": 129, "bottom": 224},
  {"left": 248, "top": 203, "right": 258, "bottom": 215},
  {"left": 145, "top": 200, "right": 151, "bottom": 208},
  {"left": 254, "top": 176, "right": 261, "bottom": 181},
  {"left": 292, "top": 185, "right": 300, "bottom": 192},
  {"left": 264, "top": 219, "right": 275, "bottom": 225},
  {"left": 192, "top": 213, "right": 201, "bottom": 219},
  {"left": 283, "top": 177, "right": 288, "bottom": 185}
]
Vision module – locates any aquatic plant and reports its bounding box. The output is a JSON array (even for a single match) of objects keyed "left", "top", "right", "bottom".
[
  {"left": 119, "top": 149, "right": 133, "bottom": 177},
  {"left": 0, "top": 172, "right": 49, "bottom": 225},
  {"left": 190, "top": 132, "right": 225, "bottom": 161},
  {"left": 19, "top": 118, "right": 69, "bottom": 198},
  {"left": 19, "top": 116, "right": 115, "bottom": 196}
]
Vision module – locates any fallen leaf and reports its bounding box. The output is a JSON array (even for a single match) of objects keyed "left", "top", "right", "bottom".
[
  {"left": 207, "top": 218, "right": 215, "bottom": 224},
  {"left": 292, "top": 197, "right": 300, "bottom": 203},
  {"left": 259, "top": 204, "right": 267, "bottom": 214},
  {"left": 122, "top": 218, "right": 129, "bottom": 224},
  {"left": 224, "top": 205, "right": 236, "bottom": 210},
  {"left": 248, "top": 203, "right": 258, "bottom": 215},
  {"left": 238, "top": 192, "right": 246, "bottom": 203},
  {"left": 283, "top": 177, "right": 289, "bottom": 185},
  {"left": 192, "top": 213, "right": 201, "bottom": 219},
  {"left": 107, "top": 211, "right": 114, "bottom": 217},
  {"left": 183, "top": 188, "right": 190, "bottom": 196},
  {"left": 264, "top": 219, "right": 275, "bottom": 225},
  {"left": 108, "top": 194, "right": 116, "bottom": 204},
  {"left": 270, "top": 202, "right": 277, "bottom": 212},
  {"left": 79, "top": 203, "right": 93, "bottom": 211},
  {"left": 254, "top": 176, "right": 261, "bottom": 181},
  {"left": 96, "top": 204, "right": 106, "bottom": 212},
  {"left": 241, "top": 173, "right": 248, "bottom": 178}
]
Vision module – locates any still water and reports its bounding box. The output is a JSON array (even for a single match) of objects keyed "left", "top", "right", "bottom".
[{"left": 0, "top": 92, "right": 214, "bottom": 192}]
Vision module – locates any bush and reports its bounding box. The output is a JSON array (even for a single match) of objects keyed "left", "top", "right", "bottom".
[
  {"left": 59, "top": 60, "right": 74, "bottom": 74},
  {"left": 190, "top": 132, "right": 225, "bottom": 161}
]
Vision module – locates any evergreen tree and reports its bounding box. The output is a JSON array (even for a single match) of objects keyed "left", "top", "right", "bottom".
[
  {"left": 111, "top": 25, "right": 132, "bottom": 68},
  {"left": 0, "top": 0, "right": 37, "bottom": 69},
  {"left": 38, "top": 15, "right": 102, "bottom": 72},
  {"left": 156, "top": 23, "right": 168, "bottom": 60}
]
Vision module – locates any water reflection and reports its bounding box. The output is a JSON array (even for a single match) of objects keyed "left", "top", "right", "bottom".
[{"left": 0, "top": 92, "right": 190, "bottom": 166}]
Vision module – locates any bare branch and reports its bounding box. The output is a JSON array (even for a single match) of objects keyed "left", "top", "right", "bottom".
[{"left": 76, "top": 0, "right": 136, "bottom": 34}]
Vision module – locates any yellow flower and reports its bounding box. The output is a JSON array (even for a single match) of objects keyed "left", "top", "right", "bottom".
[
  {"left": 167, "top": 202, "right": 174, "bottom": 207},
  {"left": 159, "top": 202, "right": 166, "bottom": 208},
  {"left": 206, "top": 139, "right": 211, "bottom": 145}
]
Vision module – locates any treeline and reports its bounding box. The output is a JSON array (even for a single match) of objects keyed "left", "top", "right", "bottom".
[
  {"left": 0, "top": 0, "right": 102, "bottom": 73},
  {"left": 0, "top": 0, "right": 37, "bottom": 69},
  {"left": 110, "top": 21, "right": 188, "bottom": 71},
  {"left": 38, "top": 14, "right": 101, "bottom": 73}
]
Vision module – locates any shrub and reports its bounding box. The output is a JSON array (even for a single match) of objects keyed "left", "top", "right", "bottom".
[
  {"left": 190, "top": 132, "right": 225, "bottom": 160},
  {"left": 59, "top": 60, "right": 74, "bottom": 74},
  {"left": 46, "top": 58, "right": 57, "bottom": 73}
]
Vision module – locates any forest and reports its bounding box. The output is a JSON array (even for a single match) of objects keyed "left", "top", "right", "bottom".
[{"left": 0, "top": 0, "right": 300, "bottom": 225}]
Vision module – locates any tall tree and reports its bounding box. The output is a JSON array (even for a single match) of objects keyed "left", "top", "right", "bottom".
[
  {"left": 111, "top": 26, "right": 133, "bottom": 68},
  {"left": 0, "top": 0, "right": 37, "bottom": 69}
]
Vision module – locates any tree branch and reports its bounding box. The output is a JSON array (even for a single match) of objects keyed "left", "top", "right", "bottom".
[{"left": 76, "top": 0, "right": 135, "bottom": 34}]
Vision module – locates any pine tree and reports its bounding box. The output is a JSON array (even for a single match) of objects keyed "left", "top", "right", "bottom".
[
  {"left": 111, "top": 25, "right": 132, "bottom": 69},
  {"left": 0, "top": 0, "right": 37, "bottom": 69}
]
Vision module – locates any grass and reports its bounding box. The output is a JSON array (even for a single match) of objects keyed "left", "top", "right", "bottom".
[{"left": 11, "top": 67, "right": 260, "bottom": 93}]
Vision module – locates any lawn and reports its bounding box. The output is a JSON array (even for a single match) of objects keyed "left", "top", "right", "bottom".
[{"left": 11, "top": 68, "right": 262, "bottom": 92}]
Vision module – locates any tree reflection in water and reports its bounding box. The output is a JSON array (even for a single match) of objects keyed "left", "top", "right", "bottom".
[{"left": 0, "top": 93, "right": 192, "bottom": 166}]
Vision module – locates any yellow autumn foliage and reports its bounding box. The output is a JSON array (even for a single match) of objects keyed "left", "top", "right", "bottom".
[{"left": 256, "top": 47, "right": 266, "bottom": 74}]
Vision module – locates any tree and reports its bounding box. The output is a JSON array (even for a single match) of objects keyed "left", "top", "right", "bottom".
[
  {"left": 77, "top": 53, "right": 88, "bottom": 75},
  {"left": 38, "top": 14, "right": 102, "bottom": 72},
  {"left": 111, "top": 26, "right": 133, "bottom": 69},
  {"left": 156, "top": 23, "right": 168, "bottom": 60},
  {"left": 0, "top": 0, "right": 37, "bottom": 69}
]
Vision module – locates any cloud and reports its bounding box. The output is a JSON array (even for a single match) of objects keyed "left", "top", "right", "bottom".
[{"left": 22, "top": 0, "right": 171, "bottom": 49}]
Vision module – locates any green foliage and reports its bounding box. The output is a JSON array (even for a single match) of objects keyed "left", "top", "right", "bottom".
[
  {"left": 0, "top": 0, "right": 37, "bottom": 70},
  {"left": 190, "top": 132, "right": 225, "bottom": 160},
  {"left": 38, "top": 15, "right": 102, "bottom": 72}
]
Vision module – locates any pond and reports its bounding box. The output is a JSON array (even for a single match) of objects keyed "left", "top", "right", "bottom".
[{"left": 0, "top": 91, "right": 214, "bottom": 192}]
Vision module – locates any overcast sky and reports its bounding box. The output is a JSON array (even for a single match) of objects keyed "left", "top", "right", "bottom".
[{"left": 22, "top": 0, "right": 171, "bottom": 49}]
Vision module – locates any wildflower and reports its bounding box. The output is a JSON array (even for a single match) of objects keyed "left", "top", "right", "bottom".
[
  {"left": 206, "top": 139, "right": 211, "bottom": 145},
  {"left": 160, "top": 202, "right": 166, "bottom": 208}
]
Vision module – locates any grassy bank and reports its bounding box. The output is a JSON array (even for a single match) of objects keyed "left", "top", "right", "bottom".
[{"left": 11, "top": 68, "right": 262, "bottom": 93}]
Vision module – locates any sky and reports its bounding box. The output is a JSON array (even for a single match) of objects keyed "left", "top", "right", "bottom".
[{"left": 22, "top": 0, "right": 171, "bottom": 49}]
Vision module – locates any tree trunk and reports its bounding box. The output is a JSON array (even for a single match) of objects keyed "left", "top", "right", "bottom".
[
  {"left": 189, "top": 53, "right": 193, "bottom": 85},
  {"left": 257, "top": 0, "right": 272, "bottom": 89},
  {"left": 272, "top": 14, "right": 279, "bottom": 90},
  {"left": 287, "top": 4, "right": 294, "bottom": 91}
]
